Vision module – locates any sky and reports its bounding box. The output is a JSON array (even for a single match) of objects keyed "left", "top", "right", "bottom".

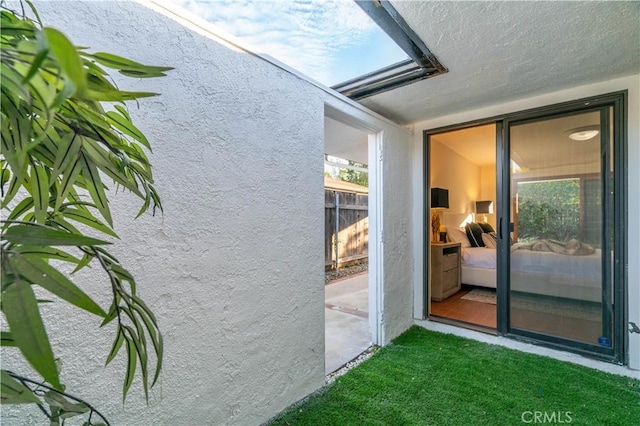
[{"left": 169, "top": 0, "right": 409, "bottom": 86}]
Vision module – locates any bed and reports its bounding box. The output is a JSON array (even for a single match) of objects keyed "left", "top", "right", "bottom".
[
  {"left": 443, "top": 214, "right": 604, "bottom": 302},
  {"left": 461, "top": 246, "right": 603, "bottom": 302}
]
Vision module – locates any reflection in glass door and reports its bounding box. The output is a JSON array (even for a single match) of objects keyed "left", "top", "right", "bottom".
[{"left": 507, "top": 108, "right": 614, "bottom": 352}]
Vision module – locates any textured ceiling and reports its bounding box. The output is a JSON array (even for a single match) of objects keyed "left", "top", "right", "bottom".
[
  {"left": 358, "top": 1, "right": 640, "bottom": 124},
  {"left": 431, "top": 124, "right": 496, "bottom": 166}
]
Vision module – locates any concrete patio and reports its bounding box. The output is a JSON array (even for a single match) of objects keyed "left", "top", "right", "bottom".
[{"left": 325, "top": 273, "right": 371, "bottom": 375}]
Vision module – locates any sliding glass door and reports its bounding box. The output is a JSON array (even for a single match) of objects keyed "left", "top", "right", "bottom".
[{"left": 500, "top": 96, "right": 625, "bottom": 360}]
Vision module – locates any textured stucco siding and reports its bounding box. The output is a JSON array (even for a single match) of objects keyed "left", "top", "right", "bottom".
[
  {"left": 1, "top": 1, "right": 419, "bottom": 424},
  {"left": 2, "top": 1, "right": 327, "bottom": 424},
  {"left": 380, "top": 127, "right": 415, "bottom": 343},
  {"left": 411, "top": 74, "right": 640, "bottom": 371}
]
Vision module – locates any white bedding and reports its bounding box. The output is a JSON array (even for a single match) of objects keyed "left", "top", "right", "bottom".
[
  {"left": 461, "top": 247, "right": 496, "bottom": 269},
  {"left": 460, "top": 247, "right": 603, "bottom": 302},
  {"left": 462, "top": 247, "right": 601, "bottom": 280}
]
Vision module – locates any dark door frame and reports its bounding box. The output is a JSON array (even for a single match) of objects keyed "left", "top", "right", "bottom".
[{"left": 423, "top": 90, "right": 628, "bottom": 364}]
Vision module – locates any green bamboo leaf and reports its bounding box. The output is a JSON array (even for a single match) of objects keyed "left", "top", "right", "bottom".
[
  {"left": 114, "top": 105, "right": 130, "bottom": 121},
  {"left": 120, "top": 69, "right": 171, "bottom": 78},
  {"left": 2, "top": 224, "right": 111, "bottom": 246},
  {"left": 51, "top": 133, "right": 81, "bottom": 179},
  {"left": 129, "top": 161, "right": 153, "bottom": 181},
  {"left": 1, "top": 166, "right": 10, "bottom": 189},
  {"left": 50, "top": 79, "right": 77, "bottom": 110},
  {"left": 106, "top": 329, "right": 124, "bottom": 366},
  {"left": 21, "top": 46, "right": 49, "bottom": 84},
  {"left": 1, "top": 94, "right": 30, "bottom": 171},
  {"left": 42, "top": 27, "right": 86, "bottom": 95},
  {"left": 80, "top": 139, "right": 142, "bottom": 196},
  {"left": 43, "top": 391, "right": 89, "bottom": 417},
  {"left": 62, "top": 208, "right": 119, "bottom": 238},
  {"left": 12, "top": 255, "right": 106, "bottom": 317},
  {"left": 80, "top": 153, "right": 112, "bottom": 226},
  {"left": 128, "top": 294, "right": 158, "bottom": 323},
  {"left": 6, "top": 197, "right": 34, "bottom": 222},
  {"left": 1, "top": 371, "right": 41, "bottom": 404},
  {"left": 2, "top": 175, "right": 23, "bottom": 208},
  {"left": 93, "top": 246, "right": 121, "bottom": 264},
  {"left": 109, "top": 263, "right": 134, "bottom": 282},
  {"left": 120, "top": 308, "right": 148, "bottom": 399},
  {"left": 85, "top": 89, "right": 159, "bottom": 102},
  {"left": 1, "top": 331, "right": 17, "bottom": 347},
  {"left": 12, "top": 245, "right": 81, "bottom": 264},
  {"left": 29, "top": 163, "right": 49, "bottom": 223},
  {"left": 106, "top": 110, "right": 151, "bottom": 150},
  {"left": 130, "top": 304, "right": 163, "bottom": 386},
  {"left": 31, "top": 129, "right": 58, "bottom": 166},
  {"left": 2, "top": 281, "right": 61, "bottom": 389},
  {"left": 15, "top": 59, "right": 56, "bottom": 111},
  {"left": 122, "top": 332, "right": 137, "bottom": 403},
  {"left": 87, "top": 52, "right": 173, "bottom": 76},
  {"left": 24, "top": 0, "right": 43, "bottom": 27},
  {"left": 47, "top": 217, "right": 81, "bottom": 235},
  {"left": 55, "top": 156, "right": 83, "bottom": 211},
  {"left": 0, "top": 62, "right": 31, "bottom": 101},
  {"left": 100, "top": 301, "right": 118, "bottom": 327},
  {"left": 135, "top": 188, "right": 151, "bottom": 218},
  {"left": 71, "top": 252, "right": 94, "bottom": 274}
]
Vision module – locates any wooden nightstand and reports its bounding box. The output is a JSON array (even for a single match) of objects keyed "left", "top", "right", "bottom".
[{"left": 430, "top": 242, "right": 461, "bottom": 301}]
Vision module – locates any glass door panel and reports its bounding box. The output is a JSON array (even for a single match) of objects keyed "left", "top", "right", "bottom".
[{"left": 508, "top": 108, "right": 614, "bottom": 349}]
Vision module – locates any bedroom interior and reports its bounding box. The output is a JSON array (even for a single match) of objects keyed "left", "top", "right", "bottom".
[
  {"left": 427, "top": 103, "right": 617, "bottom": 354},
  {"left": 429, "top": 123, "right": 498, "bottom": 330}
]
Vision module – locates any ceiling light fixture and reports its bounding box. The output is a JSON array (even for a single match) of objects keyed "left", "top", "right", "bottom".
[{"left": 567, "top": 126, "right": 599, "bottom": 141}]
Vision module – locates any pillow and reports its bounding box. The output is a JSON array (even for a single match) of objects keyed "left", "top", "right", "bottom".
[
  {"left": 447, "top": 228, "right": 471, "bottom": 248},
  {"left": 478, "top": 222, "right": 494, "bottom": 233},
  {"left": 482, "top": 232, "right": 498, "bottom": 249},
  {"left": 465, "top": 223, "right": 485, "bottom": 247}
]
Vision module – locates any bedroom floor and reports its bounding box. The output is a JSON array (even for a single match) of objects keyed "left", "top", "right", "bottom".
[
  {"left": 430, "top": 286, "right": 496, "bottom": 329},
  {"left": 430, "top": 286, "right": 603, "bottom": 345}
]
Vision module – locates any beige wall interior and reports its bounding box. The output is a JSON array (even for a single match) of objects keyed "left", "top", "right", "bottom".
[{"left": 430, "top": 124, "right": 497, "bottom": 231}]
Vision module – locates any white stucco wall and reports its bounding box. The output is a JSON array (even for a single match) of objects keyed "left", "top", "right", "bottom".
[
  {"left": 1, "top": 1, "right": 417, "bottom": 424},
  {"left": 379, "top": 126, "right": 419, "bottom": 343},
  {"left": 411, "top": 74, "right": 640, "bottom": 370},
  {"left": 2, "top": 1, "right": 323, "bottom": 424}
]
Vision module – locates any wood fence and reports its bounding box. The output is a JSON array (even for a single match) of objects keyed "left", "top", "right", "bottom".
[{"left": 325, "top": 190, "right": 369, "bottom": 270}]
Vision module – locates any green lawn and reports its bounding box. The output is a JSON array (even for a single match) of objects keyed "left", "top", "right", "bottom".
[{"left": 270, "top": 327, "right": 639, "bottom": 425}]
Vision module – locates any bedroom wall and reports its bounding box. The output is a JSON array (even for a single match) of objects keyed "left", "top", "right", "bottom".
[
  {"left": 1, "top": 1, "right": 413, "bottom": 425},
  {"left": 430, "top": 141, "right": 481, "bottom": 220},
  {"left": 411, "top": 74, "right": 640, "bottom": 371},
  {"left": 479, "top": 165, "right": 497, "bottom": 230}
]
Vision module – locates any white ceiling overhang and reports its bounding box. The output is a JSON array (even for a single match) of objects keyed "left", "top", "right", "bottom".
[{"left": 358, "top": 1, "right": 640, "bottom": 124}]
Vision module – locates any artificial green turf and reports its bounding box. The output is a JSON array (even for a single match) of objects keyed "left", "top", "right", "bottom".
[{"left": 270, "top": 327, "right": 640, "bottom": 425}]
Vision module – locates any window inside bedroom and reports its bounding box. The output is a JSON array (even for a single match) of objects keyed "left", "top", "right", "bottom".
[{"left": 515, "top": 176, "right": 605, "bottom": 248}]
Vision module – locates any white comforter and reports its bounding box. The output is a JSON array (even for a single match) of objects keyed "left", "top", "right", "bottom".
[{"left": 462, "top": 247, "right": 602, "bottom": 281}]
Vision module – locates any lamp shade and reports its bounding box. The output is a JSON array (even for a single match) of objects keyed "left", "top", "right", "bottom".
[
  {"left": 431, "top": 188, "right": 449, "bottom": 209},
  {"left": 475, "top": 200, "right": 494, "bottom": 214}
]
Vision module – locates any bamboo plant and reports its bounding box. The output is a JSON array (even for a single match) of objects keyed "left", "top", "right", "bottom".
[{"left": 1, "top": 2, "right": 171, "bottom": 423}]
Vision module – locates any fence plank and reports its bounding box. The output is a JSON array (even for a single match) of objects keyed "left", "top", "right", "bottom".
[{"left": 325, "top": 189, "right": 369, "bottom": 269}]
